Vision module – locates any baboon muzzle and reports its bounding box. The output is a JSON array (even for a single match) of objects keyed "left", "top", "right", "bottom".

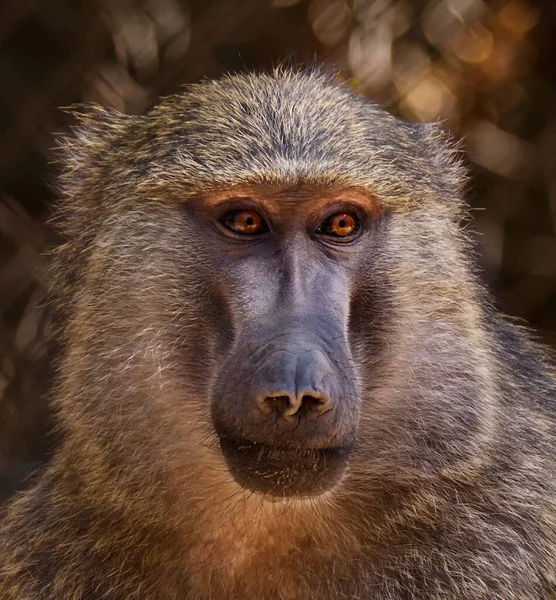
[{"left": 211, "top": 326, "right": 359, "bottom": 497}]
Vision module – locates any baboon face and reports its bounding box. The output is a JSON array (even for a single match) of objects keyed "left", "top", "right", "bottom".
[
  {"left": 187, "top": 186, "right": 381, "bottom": 496},
  {"left": 58, "top": 71, "right": 477, "bottom": 512}
]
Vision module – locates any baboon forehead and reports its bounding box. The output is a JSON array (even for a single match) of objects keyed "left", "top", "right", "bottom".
[
  {"left": 142, "top": 71, "right": 443, "bottom": 201},
  {"left": 62, "top": 70, "right": 462, "bottom": 210}
]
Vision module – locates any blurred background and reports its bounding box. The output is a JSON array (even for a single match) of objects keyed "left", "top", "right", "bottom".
[{"left": 0, "top": 0, "right": 555, "bottom": 499}]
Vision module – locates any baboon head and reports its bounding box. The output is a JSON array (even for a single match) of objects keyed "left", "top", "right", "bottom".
[{"left": 54, "top": 70, "right": 489, "bottom": 520}]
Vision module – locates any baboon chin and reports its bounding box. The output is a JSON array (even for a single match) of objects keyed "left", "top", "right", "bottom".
[
  {"left": 1, "top": 68, "right": 556, "bottom": 600},
  {"left": 218, "top": 438, "right": 351, "bottom": 497}
]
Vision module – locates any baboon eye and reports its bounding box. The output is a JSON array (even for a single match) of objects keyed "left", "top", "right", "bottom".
[
  {"left": 316, "top": 212, "right": 359, "bottom": 239},
  {"left": 221, "top": 209, "right": 268, "bottom": 236}
]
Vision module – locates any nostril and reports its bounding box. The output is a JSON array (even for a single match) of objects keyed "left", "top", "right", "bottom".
[
  {"left": 260, "top": 395, "right": 292, "bottom": 417},
  {"left": 258, "top": 393, "right": 332, "bottom": 419},
  {"left": 301, "top": 394, "right": 332, "bottom": 415}
]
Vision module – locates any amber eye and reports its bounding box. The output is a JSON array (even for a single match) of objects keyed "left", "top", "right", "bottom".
[
  {"left": 221, "top": 209, "right": 268, "bottom": 236},
  {"left": 317, "top": 212, "right": 359, "bottom": 239}
]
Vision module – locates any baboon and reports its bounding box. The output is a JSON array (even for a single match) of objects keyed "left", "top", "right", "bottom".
[{"left": 1, "top": 69, "right": 555, "bottom": 600}]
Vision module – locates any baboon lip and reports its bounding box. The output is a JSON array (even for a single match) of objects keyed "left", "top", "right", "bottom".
[{"left": 218, "top": 436, "right": 351, "bottom": 497}]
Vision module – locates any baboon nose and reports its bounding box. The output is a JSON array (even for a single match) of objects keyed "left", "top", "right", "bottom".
[
  {"left": 212, "top": 339, "right": 356, "bottom": 496},
  {"left": 257, "top": 392, "right": 333, "bottom": 419},
  {"left": 252, "top": 347, "right": 336, "bottom": 420}
]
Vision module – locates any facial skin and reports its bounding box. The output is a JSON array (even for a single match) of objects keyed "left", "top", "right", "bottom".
[{"left": 184, "top": 186, "right": 381, "bottom": 496}]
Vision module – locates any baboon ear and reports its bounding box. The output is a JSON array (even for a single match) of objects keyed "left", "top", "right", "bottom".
[
  {"left": 54, "top": 105, "right": 133, "bottom": 232},
  {"left": 52, "top": 106, "right": 134, "bottom": 319},
  {"left": 57, "top": 105, "right": 132, "bottom": 185},
  {"left": 53, "top": 105, "right": 133, "bottom": 251},
  {"left": 415, "top": 121, "right": 468, "bottom": 200}
]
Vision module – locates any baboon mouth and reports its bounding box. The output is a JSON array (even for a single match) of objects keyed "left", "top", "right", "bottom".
[{"left": 218, "top": 436, "right": 351, "bottom": 497}]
